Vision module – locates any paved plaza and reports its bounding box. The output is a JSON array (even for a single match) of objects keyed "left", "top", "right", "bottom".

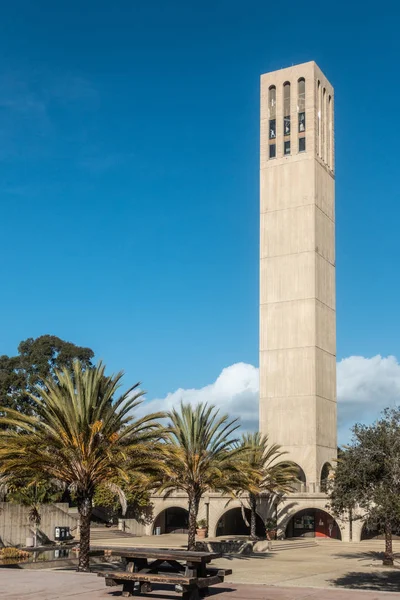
[{"left": 2, "top": 539, "right": 400, "bottom": 599}]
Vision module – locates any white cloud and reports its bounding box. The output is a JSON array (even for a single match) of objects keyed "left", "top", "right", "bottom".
[
  {"left": 142, "top": 363, "right": 259, "bottom": 433},
  {"left": 142, "top": 356, "right": 400, "bottom": 445},
  {"left": 337, "top": 355, "right": 400, "bottom": 443}
]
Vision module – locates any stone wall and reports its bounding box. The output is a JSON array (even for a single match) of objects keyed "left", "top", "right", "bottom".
[{"left": 0, "top": 503, "right": 78, "bottom": 547}]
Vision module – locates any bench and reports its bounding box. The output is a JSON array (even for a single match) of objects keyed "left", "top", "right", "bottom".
[
  {"left": 102, "top": 571, "right": 196, "bottom": 597},
  {"left": 93, "top": 547, "right": 229, "bottom": 599}
]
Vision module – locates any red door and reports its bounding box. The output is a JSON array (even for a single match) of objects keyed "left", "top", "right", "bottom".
[{"left": 315, "top": 510, "right": 339, "bottom": 538}]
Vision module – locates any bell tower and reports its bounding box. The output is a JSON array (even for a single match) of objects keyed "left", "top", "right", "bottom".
[{"left": 259, "top": 61, "right": 336, "bottom": 489}]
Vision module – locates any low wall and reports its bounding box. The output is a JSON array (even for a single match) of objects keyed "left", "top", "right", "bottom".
[
  {"left": 196, "top": 539, "right": 255, "bottom": 554},
  {"left": 0, "top": 503, "right": 78, "bottom": 547},
  {"left": 118, "top": 518, "right": 146, "bottom": 536}
]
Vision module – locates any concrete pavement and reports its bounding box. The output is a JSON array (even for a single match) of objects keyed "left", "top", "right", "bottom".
[
  {"left": 2, "top": 538, "right": 400, "bottom": 598},
  {"left": 1, "top": 570, "right": 400, "bottom": 600}
]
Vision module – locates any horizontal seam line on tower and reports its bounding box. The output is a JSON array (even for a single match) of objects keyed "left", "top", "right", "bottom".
[
  {"left": 260, "top": 395, "right": 337, "bottom": 404},
  {"left": 260, "top": 248, "right": 335, "bottom": 264},
  {"left": 260, "top": 297, "right": 335, "bottom": 311},
  {"left": 260, "top": 202, "right": 334, "bottom": 224},
  {"left": 260, "top": 345, "right": 336, "bottom": 357}
]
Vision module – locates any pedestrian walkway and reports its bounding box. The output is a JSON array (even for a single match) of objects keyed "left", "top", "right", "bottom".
[{"left": 2, "top": 570, "right": 400, "bottom": 600}]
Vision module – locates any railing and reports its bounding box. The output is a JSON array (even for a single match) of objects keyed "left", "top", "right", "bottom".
[{"left": 289, "top": 482, "right": 327, "bottom": 494}]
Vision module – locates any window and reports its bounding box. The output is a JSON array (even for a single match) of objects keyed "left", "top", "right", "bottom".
[
  {"left": 269, "top": 144, "right": 276, "bottom": 159},
  {"left": 268, "top": 86, "right": 276, "bottom": 119},
  {"left": 284, "top": 140, "right": 290, "bottom": 155},
  {"left": 299, "top": 137, "right": 306, "bottom": 152},
  {"left": 269, "top": 119, "right": 276, "bottom": 139},
  {"left": 298, "top": 78, "right": 306, "bottom": 132},
  {"left": 322, "top": 87, "right": 326, "bottom": 162},
  {"left": 283, "top": 82, "right": 290, "bottom": 136},
  {"left": 328, "top": 94, "right": 332, "bottom": 167}
]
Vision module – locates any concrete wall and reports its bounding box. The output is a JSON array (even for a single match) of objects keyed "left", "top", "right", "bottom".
[
  {"left": 0, "top": 503, "right": 78, "bottom": 547},
  {"left": 118, "top": 518, "right": 147, "bottom": 536},
  {"left": 148, "top": 491, "right": 355, "bottom": 542},
  {"left": 259, "top": 61, "right": 337, "bottom": 486}
]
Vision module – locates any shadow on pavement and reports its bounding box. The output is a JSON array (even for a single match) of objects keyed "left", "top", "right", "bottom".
[
  {"left": 330, "top": 570, "right": 400, "bottom": 592},
  {"left": 107, "top": 584, "right": 236, "bottom": 598},
  {"left": 220, "top": 552, "right": 271, "bottom": 561},
  {"left": 332, "top": 551, "right": 385, "bottom": 562}
]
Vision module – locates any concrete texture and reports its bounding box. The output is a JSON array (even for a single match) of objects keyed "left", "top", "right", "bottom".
[
  {"left": 259, "top": 61, "right": 337, "bottom": 491},
  {"left": 0, "top": 502, "right": 78, "bottom": 547}
]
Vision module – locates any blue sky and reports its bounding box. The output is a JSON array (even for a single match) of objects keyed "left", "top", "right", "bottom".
[{"left": 0, "top": 0, "right": 399, "bottom": 438}]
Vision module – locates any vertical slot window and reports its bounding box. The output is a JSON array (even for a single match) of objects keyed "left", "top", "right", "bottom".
[
  {"left": 284, "top": 140, "right": 290, "bottom": 155},
  {"left": 298, "top": 78, "right": 306, "bottom": 132},
  {"left": 269, "top": 119, "right": 276, "bottom": 139},
  {"left": 299, "top": 137, "right": 306, "bottom": 152},
  {"left": 283, "top": 82, "right": 290, "bottom": 136},
  {"left": 269, "top": 144, "right": 276, "bottom": 159},
  {"left": 317, "top": 79, "right": 321, "bottom": 141},
  {"left": 268, "top": 86, "right": 276, "bottom": 140},
  {"left": 328, "top": 95, "right": 332, "bottom": 167},
  {"left": 322, "top": 87, "right": 326, "bottom": 162}
]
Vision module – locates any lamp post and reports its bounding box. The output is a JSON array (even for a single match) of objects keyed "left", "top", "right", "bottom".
[{"left": 204, "top": 495, "right": 210, "bottom": 535}]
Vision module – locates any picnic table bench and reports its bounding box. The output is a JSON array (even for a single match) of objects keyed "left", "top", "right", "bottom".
[{"left": 91, "top": 547, "right": 231, "bottom": 599}]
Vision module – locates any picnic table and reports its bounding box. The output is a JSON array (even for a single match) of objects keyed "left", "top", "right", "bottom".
[{"left": 91, "top": 546, "right": 231, "bottom": 599}]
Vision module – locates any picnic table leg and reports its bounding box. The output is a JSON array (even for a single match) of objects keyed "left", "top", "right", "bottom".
[
  {"left": 184, "top": 561, "right": 209, "bottom": 599},
  {"left": 121, "top": 582, "right": 135, "bottom": 597},
  {"left": 182, "top": 586, "right": 200, "bottom": 600}
]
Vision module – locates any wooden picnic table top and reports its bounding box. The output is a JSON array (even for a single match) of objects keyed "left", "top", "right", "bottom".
[{"left": 89, "top": 546, "right": 221, "bottom": 563}]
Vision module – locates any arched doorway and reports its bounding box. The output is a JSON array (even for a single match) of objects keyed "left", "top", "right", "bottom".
[
  {"left": 152, "top": 507, "right": 189, "bottom": 535},
  {"left": 285, "top": 508, "right": 341, "bottom": 539},
  {"left": 320, "top": 463, "right": 333, "bottom": 492},
  {"left": 216, "top": 508, "right": 265, "bottom": 537}
]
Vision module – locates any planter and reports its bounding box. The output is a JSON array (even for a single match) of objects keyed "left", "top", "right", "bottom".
[
  {"left": 266, "top": 529, "right": 276, "bottom": 541},
  {"left": 196, "top": 527, "right": 208, "bottom": 539}
]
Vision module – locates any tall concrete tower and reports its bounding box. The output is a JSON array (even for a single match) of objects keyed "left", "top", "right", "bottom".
[{"left": 259, "top": 61, "right": 336, "bottom": 490}]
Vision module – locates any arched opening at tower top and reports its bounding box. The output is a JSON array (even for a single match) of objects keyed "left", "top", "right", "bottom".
[
  {"left": 290, "top": 464, "right": 306, "bottom": 492},
  {"left": 152, "top": 507, "right": 188, "bottom": 535},
  {"left": 285, "top": 508, "right": 341, "bottom": 539},
  {"left": 216, "top": 508, "right": 265, "bottom": 537},
  {"left": 320, "top": 462, "right": 333, "bottom": 492}
]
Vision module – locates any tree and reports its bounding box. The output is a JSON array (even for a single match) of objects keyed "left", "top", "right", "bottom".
[
  {"left": 160, "top": 402, "right": 255, "bottom": 551},
  {"left": 0, "top": 335, "right": 94, "bottom": 415},
  {"left": 92, "top": 476, "right": 151, "bottom": 523},
  {"left": 327, "top": 446, "right": 361, "bottom": 542},
  {"left": 0, "top": 361, "right": 166, "bottom": 571},
  {"left": 238, "top": 433, "right": 298, "bottom": 539},
  {"left": 329, "top": 408, "right": 400, "bottom": 566}
]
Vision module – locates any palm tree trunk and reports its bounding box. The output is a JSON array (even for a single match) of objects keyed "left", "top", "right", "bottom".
[
  {"left": 383, "top": 519, "right": 394, "bottom": 566},
  {"left": 187, "top": 495, "right": 200, "bottom": 551},
  {"left": 250, "top": 494, "right": 257, "bottom": 540},
  {"left": 77, "top": 496, "right": 92, "bottom": 572}
]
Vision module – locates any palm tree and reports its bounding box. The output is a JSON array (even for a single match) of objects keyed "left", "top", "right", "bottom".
[
  {"left": 160, "top": 402, "right": 255, "bottom": 551},
  {"left": 0, "top": 361, "right": 166, "bottom": 571},
  {"left": 239, "top": 432, "right": 298, "bottom": 540}
]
